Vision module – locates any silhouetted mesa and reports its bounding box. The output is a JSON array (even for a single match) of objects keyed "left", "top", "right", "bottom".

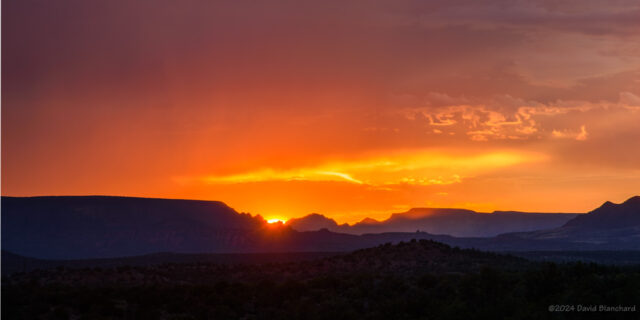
[{"left": 2, "top": 196, "right": 264, "bottom": 259}]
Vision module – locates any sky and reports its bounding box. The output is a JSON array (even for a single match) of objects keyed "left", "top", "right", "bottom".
[{"left": 3, "top": 0, "right": 640, "bottom": 223}]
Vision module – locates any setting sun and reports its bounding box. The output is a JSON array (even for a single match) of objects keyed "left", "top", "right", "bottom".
[{"left": 267, "top": 218, "right": 287, "bottom": 224}]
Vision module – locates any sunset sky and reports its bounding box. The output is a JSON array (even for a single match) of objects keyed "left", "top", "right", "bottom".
[{"left": 3, "top": 0, "right": 640, "bottom": 223}]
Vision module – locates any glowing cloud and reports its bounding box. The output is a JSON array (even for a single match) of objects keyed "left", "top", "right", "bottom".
[
  {"left": 552, "top": 125, "right": 588, "bottom": 141},
  {"left": 194, "top": 150, "right": 546, "bottom": 187}
]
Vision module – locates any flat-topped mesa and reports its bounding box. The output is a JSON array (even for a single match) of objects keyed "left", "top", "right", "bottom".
[
  {"left": 1, "top": 196, "right": 266, "bottom": 259},
  {"left": 388, "top": 208, "right": 477, "bottom": 220}
]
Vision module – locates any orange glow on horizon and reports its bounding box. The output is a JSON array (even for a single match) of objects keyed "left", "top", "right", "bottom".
[{"left": 189, "top": 150, "right": 546, "bottom": 187}]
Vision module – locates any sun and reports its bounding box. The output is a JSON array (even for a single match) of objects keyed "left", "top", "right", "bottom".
[{"left": 267, "top": 218, "right": 286, "bottom": 224}]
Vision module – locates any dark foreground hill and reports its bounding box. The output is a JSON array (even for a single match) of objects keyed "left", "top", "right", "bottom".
[
  {"left": 3, "top": 240, "right": 639, "bottom": 320},
  {"left": 0, "top": 250, "right": 340, "bottom": 275},
  {"left": 5, "top": 248, "right": 640, "bottom": 277},
  {"left": 3, "top": 240, "right": 527, "bottom": 285}
]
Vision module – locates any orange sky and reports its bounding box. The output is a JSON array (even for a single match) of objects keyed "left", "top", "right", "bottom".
[{"left": 3, "top": 0, "right": 640, "bottom": 223}]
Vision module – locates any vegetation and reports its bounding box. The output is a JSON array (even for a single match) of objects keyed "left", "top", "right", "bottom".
[{"left": 3, "top": 240, "right": 639, "bottom": 319}]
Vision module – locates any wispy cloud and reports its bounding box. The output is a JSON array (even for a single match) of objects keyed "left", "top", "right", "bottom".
[
  {"left": 183, "top": 150, "right": 546, "bottom": 188},
  {"left": 553, "top": 125, "right": 588, "bottom": 141}
]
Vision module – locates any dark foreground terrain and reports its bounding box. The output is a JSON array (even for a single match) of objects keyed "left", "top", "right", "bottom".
[{"left": 3, "top": 240, "right": 639, "bottom": 320}]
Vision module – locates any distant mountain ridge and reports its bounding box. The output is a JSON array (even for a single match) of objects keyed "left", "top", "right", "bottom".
[
  {"left": 501, "top": 196, "right": 640, "bottom": 246},
  {"left": 287, "top": 208, "right": 578, "bottom": 237},
  {"left": 2, "top": 195, "right": 639, "bottom": 260},
  {"left": 563, "top": 196, "right": 640, "bottom": 229}
]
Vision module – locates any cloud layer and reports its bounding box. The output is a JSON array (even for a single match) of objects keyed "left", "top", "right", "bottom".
[{"left": 3, "top": 0, "right": 639, "bottom": 222}]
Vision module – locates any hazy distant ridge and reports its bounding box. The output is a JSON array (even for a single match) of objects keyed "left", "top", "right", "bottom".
[{"left": 286, "top": 208, "right": 578, "bottom": 237}]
